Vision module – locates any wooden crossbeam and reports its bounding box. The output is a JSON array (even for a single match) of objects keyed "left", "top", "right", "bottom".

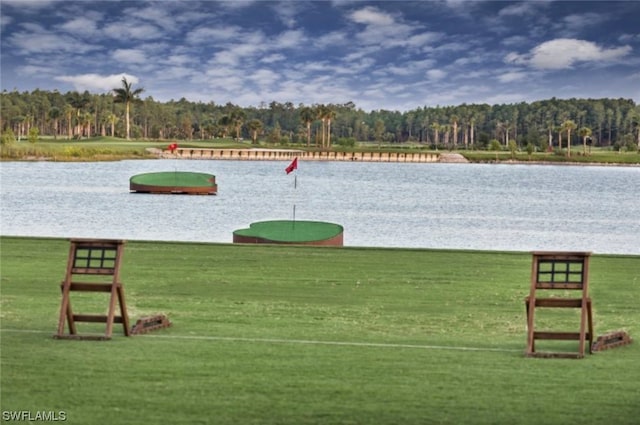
[
  {"left": 130, "top": 314, "right": 172, "bottom": 335},
  {"left": 591, "top": 331, "right": 632, "bottom": 352}
]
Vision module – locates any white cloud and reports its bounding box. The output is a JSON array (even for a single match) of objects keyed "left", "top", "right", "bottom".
[
  {"left": 103, "top": 20, "right": 162, "bottom": 40},
  {"left": 314, "top": 30, "right": 350, "bottom": 49},
  {"left": 502, "top": 35, "right": 529, "bottom": 47},
  {"left": 58, "top": 15, "right": 101, "bottom": 37},
  {"left": 186, "top": 25, "right": 243, "bottom": 44},
  {"left": 529, "top": 39, "right": 631, "bottom": 69},
  {"left": 125, "top": 5, "right": 179, "bottom": 32},
  {"left": 167, "top": 54, "right": 191, "bottom": 65},
  {"left": 275, "top": 30, "right": 306, "bottom": 49},
  {"left": 271, "top": 1, "right": 303, "bottom": 28},
  {"left": 1, "top": 0, "right": 57, "bottom": 9},
  {"left": 426, "top": 69, "right": 446, "bottom": 80},
  {"left": 54, "top": 73, "right": 139, "bottom": 92},
  {"left": 406, "top": 32, "right": 442, "bottom": 48},
  {"left": 260, "top": 53, "right": 286, "bottom": 64},
  {"left": 8, "top": 23, "right": 98, "bottom": 54},
  {"left": 349, "top": 6, "right": 395, "bottom": 26},
  {"left": 112, "top": 49, "right": 148, "bottom": 64},
  {"left": 505, "top": 39, "right": 632, "bottom": 70},
  {"left": 497, "top": 71, "right": 527, "bottom": 83},
  {"left": 248, "top": 69, "right": 280, "bottom": 87},
  {"left": 19, "top": 64, "right": 52, "bottom": 76},
  {"left": 498, "top": 2, "right": 546, "bottom": 17}
]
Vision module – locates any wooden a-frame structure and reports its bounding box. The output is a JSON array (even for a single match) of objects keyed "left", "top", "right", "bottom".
[
  {"left": 525, "top": 251, "right": 593, "bottom": 359},
  {"left": 55, "top": 239, "right": 130, "bottom": 340}
]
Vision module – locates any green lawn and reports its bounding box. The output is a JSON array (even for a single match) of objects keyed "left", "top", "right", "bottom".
[{"left": 1, "top": 237, "right": 639, "bottom": 424}]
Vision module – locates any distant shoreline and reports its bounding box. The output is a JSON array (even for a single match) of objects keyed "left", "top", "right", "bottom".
[{"left": 150, "top": 148, "right": 639, "bottom": 167}]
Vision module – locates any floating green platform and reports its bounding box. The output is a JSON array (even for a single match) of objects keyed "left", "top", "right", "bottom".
[
  {"left": 130, "top": 171, "right": 217, "bottom": 195},
  {"left": 233, "top": 220, "right": 343, "bottom": 246}
]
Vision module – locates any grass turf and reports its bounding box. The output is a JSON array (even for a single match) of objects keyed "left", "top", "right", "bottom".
[
  {"left": 1, "top": 236, "right": 639, "bottom": 424},
  {"left": 233, "top": 220, "right": 343, "bottom": 243},
  {"left": 130, "top": 171, "right": 216, "bottom": 187}
]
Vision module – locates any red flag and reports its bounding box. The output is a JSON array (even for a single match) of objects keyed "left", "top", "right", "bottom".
[
  {"left": 285, "top": 157, "right": 298, "bottom": 174},
  {"left": 168, "top": 142, "right": 178, "bottom": 153}
]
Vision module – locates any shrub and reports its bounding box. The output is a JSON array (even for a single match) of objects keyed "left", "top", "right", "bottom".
[
  {"left": 488, "top": 139, "right": 502, "bottom": 151},
  {"left": 1, "top": 129, "right": 16, "bottom": 146},
  {"left": 336, "top": 137, "right": 356, "bottom": 147},
  {"left": 28, "top": 127, "right": 39, "bottom": 144}
]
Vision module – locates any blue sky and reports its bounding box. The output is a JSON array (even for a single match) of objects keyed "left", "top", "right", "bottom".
[{"left": 1, "top": 0, "right": 639, "bottom": 111}]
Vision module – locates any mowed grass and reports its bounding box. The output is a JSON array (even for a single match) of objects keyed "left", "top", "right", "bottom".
[{"left": 1, "top": 236, "right": 639, "bottom": 425}]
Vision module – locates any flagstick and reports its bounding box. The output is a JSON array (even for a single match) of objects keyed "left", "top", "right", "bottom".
[{"left": 292, "top": 173, "right": 297, "bottom": 229}]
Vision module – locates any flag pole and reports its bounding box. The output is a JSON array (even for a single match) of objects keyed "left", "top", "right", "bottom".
[
  {"left": 292, "top": 173, "right": 297, "bottom": 229},
  {"left": 285, "top": 157, "right": 299, "bottom": 230}
]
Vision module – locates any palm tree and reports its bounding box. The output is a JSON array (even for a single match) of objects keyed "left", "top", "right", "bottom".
[
  {"left": 545, "top": 121, "right": 555, "bottom": 151},
  {"left": 247, "top": 119, "right": 263, "bottom": 144},
  {"left": 316, "top": 104, "right": 329, "bottom": 148},
  {"left": 324, "top": 106, "right": 336, "bottom": 148},
  {"left": 218, "top": 115, "right": 231, "bottom": 138},
  {"left": 373, "top": 119, "right": 385, "bottom": 147},
  {"left": 579, "top": 127, "right": 592, "bottom": 155},
  {"left": 430, "top": 122, "right": 440, "bottom": 149},
  {"left": 66, "top": 91, "right": 90, "bottom": 138},
  {"left": 561, "top": 119, "right": 577, "bottom": 157},
  {"left": 63, "top": 104, "right": 74, "bottom": 140},
  {"left": 48, "top": 107, "right": 61, "bottom": 140},
  {"left": 230, "top": 109, "right": 246, "bottom": 141},
  {"left": 79, "top": 111, "right": 93, "bottom": 138},
  {"left": 450, "top": 115, "right": 458, "bottom": 148},
  {"left": 556, "top": 126, "right": 563, "bottom": 151},
  {"left": 112, "top": 77, "right": 144, "bottom": 140},
  {"left": 107, "top": 113, "right": 118, "bottom": 137},
  {"left": 299, "top": 106, "right": 315, "bottom": 147}
]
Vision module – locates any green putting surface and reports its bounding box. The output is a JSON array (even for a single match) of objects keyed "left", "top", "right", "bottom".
[
  {"left": 234, "top": 220, "right": 343, "bottom": 243},
  {"left": 130, "top": 171, "right": 215, "bottom": 187}
]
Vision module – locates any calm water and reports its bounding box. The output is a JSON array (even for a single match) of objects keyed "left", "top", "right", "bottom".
[{"left": 1, "top": 160, "right": 639, "bottom": 254}]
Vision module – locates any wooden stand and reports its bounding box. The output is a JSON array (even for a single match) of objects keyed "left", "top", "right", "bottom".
[
  {"left": 55, "top": 239, "right": 130, "bottom": 340},
  {"left": 525, "top": 251, "right": 593, "bottom": 359}
]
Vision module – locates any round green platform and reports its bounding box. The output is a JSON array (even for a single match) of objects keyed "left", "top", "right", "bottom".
[
  {"left": 130, "top": 171, "right": 217, "bottom": 195},
  {"left": 233, "top": 220, "right": 343, "bottom": 246}
]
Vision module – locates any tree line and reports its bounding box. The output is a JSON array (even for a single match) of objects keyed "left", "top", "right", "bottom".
[{"left": 1, "top": 84, "right": 639, "bottom": 152}]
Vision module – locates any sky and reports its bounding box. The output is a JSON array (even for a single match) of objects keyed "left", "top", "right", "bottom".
[{"left": 1, "top": 0, "right": 639, "bottom": 112}]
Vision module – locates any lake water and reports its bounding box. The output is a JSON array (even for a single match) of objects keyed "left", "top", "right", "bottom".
[{"left": 1, "top": 159, "right": 638, "bottom": 254}]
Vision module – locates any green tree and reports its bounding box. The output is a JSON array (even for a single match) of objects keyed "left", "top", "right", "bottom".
[
  {"left": 107, "top": 113, "right": 118, "bottom": 137},
  {"left": 247, "top": 119, "right": 263, "bottom": 144},
  {"left": 508, "top": 140, "right": 517, "bottom": 158},
  {"left": 48, "top": 107, "right": 61, "bottom": 140},
  {"left": 268, "top": 121, "right": 282, "bottom": 144},
  {"left": 230, "top": 109, "right": 246, "bottom": 141},
  {"left": 299, "top": 106, "right": 315, "bottom": 147},
  {"left": 28, "top": 126, "right": 39, "bottom": 143},
  {"left": 217, "top": 115, "right": 231, "bottom": 138},
  {"left": 112, "top": 77, "right": 144, "bottom": 140},
  {"left": 1, "top": 129, "right": 16, "bottom": 147},
  {"left": 430, "top": 122, "right": 440, "bottom": 148},
  {"left": 450, "top": 114, "right": 459, "bottom": 148},
  {"left": 561, "top": 119, "right": 577, "bottom": 157},
  {"left": 373, "top": 119, "right": 385, "bottom": 146},
  {"left": 579, "top": 127, "right": 592, "bottom": 155}
]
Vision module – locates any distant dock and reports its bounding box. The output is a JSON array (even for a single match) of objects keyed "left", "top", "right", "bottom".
[{"left": 156, "top": 148, "right": 467, "bottom": 163}]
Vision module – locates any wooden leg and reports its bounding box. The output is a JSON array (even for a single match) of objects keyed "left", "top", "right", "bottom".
[{"left": 117, "top": 285, "right": 131, "bottom": 336}]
